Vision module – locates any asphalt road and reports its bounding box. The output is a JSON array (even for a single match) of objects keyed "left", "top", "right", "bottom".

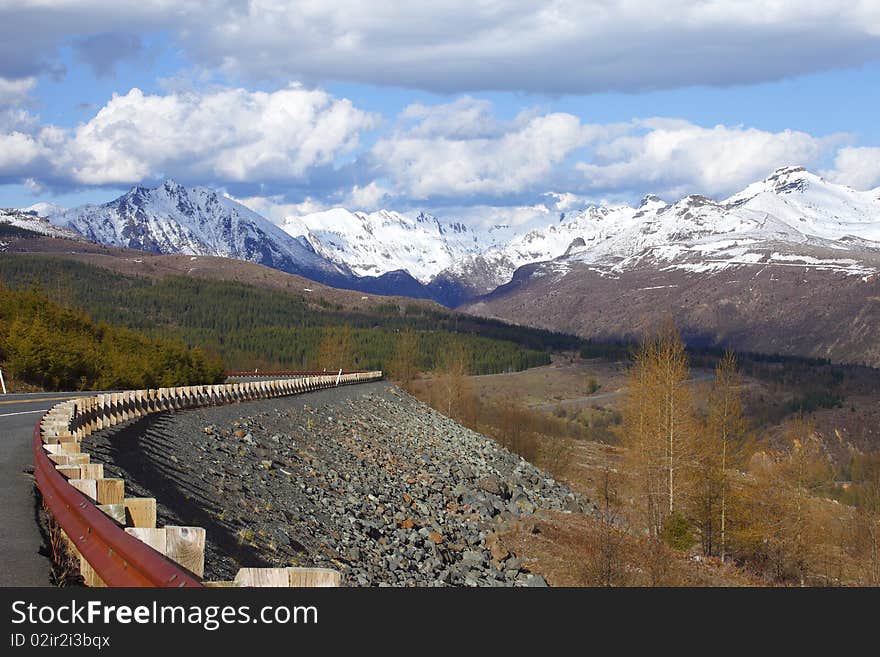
[{"left": 0, "top": 391, "right": 87, "bottom": 586}]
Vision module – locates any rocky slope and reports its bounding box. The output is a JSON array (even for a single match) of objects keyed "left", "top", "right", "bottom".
[
  {"left": 85, "top": 382, "right": 584, "bottom": 586},
  {"left": 463, "top": 246, "right": 880, "bottom": 366}
]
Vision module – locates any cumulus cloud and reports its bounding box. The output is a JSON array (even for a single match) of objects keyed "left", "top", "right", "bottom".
[
  {"left": 3, "top": 81, "right": 878, "bottom": 217},
  {"left": 575, "top": 119, "right": 843, "bottom": 198},
  {"left": 825, "top": 147, "right": 880, "bottom": 190},
  {"left": 373, "top": 99, "right": 599, "bottom": 199},
  {"left": 2, "top": 2, "right": 880, "bottom": 93},
  {"left": 55, "top": 84, "right": 376, "bottom": 185}
]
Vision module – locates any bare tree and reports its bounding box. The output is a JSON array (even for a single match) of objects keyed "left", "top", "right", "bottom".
[
  {"left": 585, "top": 467, "right": 629, "bottom": 586},
  {"left": 695, "top": 350, "right": 745, "bottom": 560},
  {"left": 623, "top": 321, "right": 693, "bottom": 539}
]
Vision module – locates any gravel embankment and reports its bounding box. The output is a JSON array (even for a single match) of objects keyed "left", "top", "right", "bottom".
[{"left": 84, "top": 381, "right": 585, "bottom": 586}]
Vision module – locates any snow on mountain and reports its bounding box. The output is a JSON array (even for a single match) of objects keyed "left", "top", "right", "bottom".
[
  {"left": 18, "top": 166, "right": 880, "bottom": 304},
  {"left": 0, "top": 207, "right": 82, "bottom": 240},
  {"left": 514, "top": 167, "right": 880, "bottom": 279},
  {"left": 24, "top": 201, "right": 67, "bottom": 217},
  {"left": 47, "top": 180, "right": 344, "bottom": 277},
  {"left": 281, "top": 208, "right": 490, "bottom": 283}
]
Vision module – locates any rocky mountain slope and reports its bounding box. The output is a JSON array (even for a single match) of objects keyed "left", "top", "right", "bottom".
[
  {"left": 45, "top": 180, "right": 346, "bottom": 281},
  {"left": 1, "top": 208, "right": 82, "bottom": 241},
  {"left": 282, "top": 208, "right": 489, "bottom": 283}
]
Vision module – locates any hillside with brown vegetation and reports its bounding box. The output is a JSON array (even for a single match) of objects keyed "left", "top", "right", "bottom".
[{"left": 406, "top": 333, "right": 880, "bottom": 586}]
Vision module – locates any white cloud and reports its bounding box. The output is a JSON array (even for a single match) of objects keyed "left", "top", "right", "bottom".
[
  {"left": 3, "top": 79, "right": 879, "bottom": 216},
  {"left": 0, "top": 131, "right": 47, "bottom": 175},
  {"left": 448, "top": 203, "right": 554, "bottom": 230},
  {"left": 373, "top": 100, "right": 598, "bottom": 199},
  {"left": 576, "top": 119, "right": 842, "bottom": 198},
  {"left": 56, "top": 85, "right": 376, "bottom": 185},
  {"left": 825, "top": 147, "right": 880, "bottom": 190},
  {"left": 154, "top": 1, "right": 880, "bottom": 93},
  {"left": 344, "top": 182, "right": 391, "bottom": 210},
  {"left": 0, "top": 76, "right": 36, "bottom": 108},
  {"left": 233, "top": 194, "right": 329, "bottom": 226},
  {"left": 3, "top": 2, "right": 880, "bottom": 93}
]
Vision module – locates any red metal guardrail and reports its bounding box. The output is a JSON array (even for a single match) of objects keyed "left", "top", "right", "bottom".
[{"left": 33, "top": 421, "right": 203, "bottom": 587}]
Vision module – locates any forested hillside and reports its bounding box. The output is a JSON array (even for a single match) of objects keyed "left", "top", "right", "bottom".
[
  {"left": 0, "top": 284, "right": 224, "bottom": 391},
  {"left": 0, "top": 255, "right": 575, "bottom": 375}
]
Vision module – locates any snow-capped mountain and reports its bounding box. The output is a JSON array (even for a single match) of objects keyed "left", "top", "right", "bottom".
[
  {"left": 24, "top": 202, "right": 67, "bottom": 217},
  {"left": 280, "top": 167, "right": 880, "bottom": 299},
  {"left": 44, "top": 180, "right": 345, "bottom": 279},
  {"left": 0, "top": 207, "right": 82, "bottom": 240},
  {"left": 281, "top": 208, "right": 498, "bottom": 284},
  {"left": 460, "top": 168, "right": 880, "bottom": 366},
  {"left": 18, "top": 167, "right": 880, "bottom": 308},
  {"left": 535, "top": 166, "right": 880, "bottom": 276}
]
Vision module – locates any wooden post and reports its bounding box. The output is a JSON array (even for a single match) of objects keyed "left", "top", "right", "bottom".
[
  {"left": 288, "top": 567, "right": 342, "bottom": 587},
  {"left": 79, "top": 463, "right": 104, "bottom": 480},
  {"left": 55, "top": 465, "right": 82, "bottom": 478},
  {"left": 125, "top": 527, "right": 166, "bottom": 553},
  {"left": 165, "top": 526, "right": 206, "bottom": 578},
  {"left": 96, "top": 478, "right": 124, "bottom": 505},
  {"left": 97, "top": 504, "right": 126, "bottom": 524},
  {"left": 234, "top": 568, "right": 290, "bottom": 587},
  {"left": 80, "top": 557, "right": 106, "bottom": 587},
  {"left": 124, "top": 498, "right": 157, "bottom": 528},
  {"left": 69, "top": 478, "right": 97, "bottom": 501}
]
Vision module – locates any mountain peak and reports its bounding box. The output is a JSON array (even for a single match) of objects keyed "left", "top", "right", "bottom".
[
  {"left": 638, "top": 194, "right": 667, "bottom": 211},
  {"left": 160, "top": 178, "right": 189, "bottom": 195},
  {"left": 768, "top": 165, "right": 807, "bottom": 178}
]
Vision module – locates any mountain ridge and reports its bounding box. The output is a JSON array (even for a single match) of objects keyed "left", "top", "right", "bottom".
[{"left": 24, "top": 166, "right": 880, "bottom": 307}]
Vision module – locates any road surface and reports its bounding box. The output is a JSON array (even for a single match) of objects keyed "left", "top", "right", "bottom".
[{"left": 0, "top": 391, "right": 87, "bottom": 586}]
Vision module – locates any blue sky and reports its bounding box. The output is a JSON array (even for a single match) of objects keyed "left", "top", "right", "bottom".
[{"left": 2, "top": 1, "right": 880, "bottom": 226}]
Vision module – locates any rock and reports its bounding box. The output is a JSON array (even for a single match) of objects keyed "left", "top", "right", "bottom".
[
  {"left": 522, "top": 574, "right": 548, "bottom": 587},
  {"left": 428, "top": 531, "right": 443, "bottom": 545},
  {"left": 476, "top": 474, "right": 506, "bottom": 496},
  {"left": 461, "top": 550, "right": 486, "bottom": 568},
  {"left": 485, "top": 532, "right": 510, "bottom": 563}
]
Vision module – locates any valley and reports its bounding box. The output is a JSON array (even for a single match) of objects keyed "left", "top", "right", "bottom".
[{"left": 4, "top": 165, "right": 880, "bottom": 588}]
